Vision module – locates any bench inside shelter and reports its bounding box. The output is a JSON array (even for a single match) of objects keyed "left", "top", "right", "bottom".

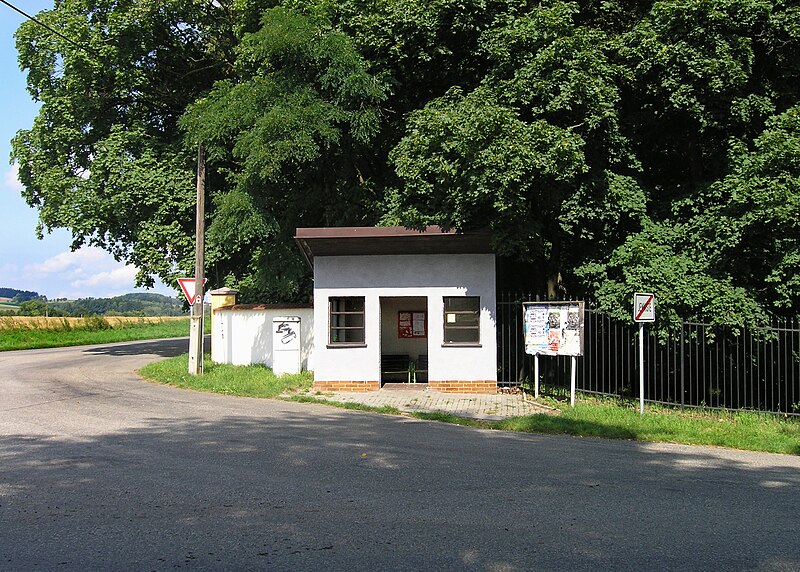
[{"left": 381, "top": 354, "right": 412, "bottom": 384}]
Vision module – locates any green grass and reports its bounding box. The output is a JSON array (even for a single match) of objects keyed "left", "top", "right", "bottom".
[
  {"left": 137, "top": 356, "right": 800, "bottom": 455},
  {"left": 139, "top": 353, "right": 313, "bottom": 398},
  {"left": 290, "top": 394, "right": 403, "bottom": 414},
  {"left": 289, "top": 394, "right": 800, "bottom": 455},
  {"left": 493, "top": 398, "right": 800, "bottom": 454},
  {"left": 0, "top": 317, "right": 207, "bottom": 351}
]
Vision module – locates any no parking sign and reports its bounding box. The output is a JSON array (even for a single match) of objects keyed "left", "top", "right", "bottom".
[{"left": 634, "top": 293, "right": 655, "bottom": 322}]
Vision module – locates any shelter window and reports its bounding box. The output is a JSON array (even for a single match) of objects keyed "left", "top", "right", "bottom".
[
  {"left": 329, "top": 297, "right": 365, "bottom": 345},
  {"left": 443, "top": 296, "right": 480, "bottom": 345}
]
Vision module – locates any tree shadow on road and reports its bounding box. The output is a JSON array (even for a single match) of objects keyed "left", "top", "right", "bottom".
[
  {"left": 81, "top": 336, "right": 210, "bottom": 358},
  {"left": 2, "top": 396, "right": 800, "bottom": 571}
]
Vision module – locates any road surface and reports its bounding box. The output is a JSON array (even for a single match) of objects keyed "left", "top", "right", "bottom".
[{"left": 1, "top": 339, "right": 798, "bottom": 571}]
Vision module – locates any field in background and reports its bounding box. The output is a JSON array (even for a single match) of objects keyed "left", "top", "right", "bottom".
[
  {"left": 0, "top": 316, "right": 209, "bottom": 351},
  {"left": 1, "top": 316, "right": 185, "bottom": 330}
]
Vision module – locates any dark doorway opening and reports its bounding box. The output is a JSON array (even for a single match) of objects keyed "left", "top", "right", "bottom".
[{"left": 379, "top": 296, "right": 428, "bottom": 387}]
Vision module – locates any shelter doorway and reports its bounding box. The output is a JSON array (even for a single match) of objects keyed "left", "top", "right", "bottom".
[{"left": 379, "top": 296, "right": 428, "bottom": 386}]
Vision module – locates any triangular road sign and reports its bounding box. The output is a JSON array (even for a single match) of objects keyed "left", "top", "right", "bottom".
[{"left": 178, "top": 277, "right": 208, "bottom": 305}]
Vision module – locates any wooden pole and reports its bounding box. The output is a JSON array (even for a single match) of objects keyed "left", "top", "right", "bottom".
[{"left": 188, "top": 143, "right": 206, "bottom": 375}]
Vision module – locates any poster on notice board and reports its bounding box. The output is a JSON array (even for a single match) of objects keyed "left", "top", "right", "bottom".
[
  {"left": 523, "top": 301, "right": 584, "bottom": 356},
  {"left": 398, "top": 311, "right": 427, "bottom": 338}
]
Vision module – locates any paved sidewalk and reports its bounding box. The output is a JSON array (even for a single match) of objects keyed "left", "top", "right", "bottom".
[{"left": 306, "top": 387, "right": 555, "bottom": 420}]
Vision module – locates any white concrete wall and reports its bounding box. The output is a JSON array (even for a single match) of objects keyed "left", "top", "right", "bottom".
[
  {"left": 313, "top": 254, "right": 496, "bottom": 382},
  {"left": 212, "top": 307, "right": 314, "bottom": 371}
]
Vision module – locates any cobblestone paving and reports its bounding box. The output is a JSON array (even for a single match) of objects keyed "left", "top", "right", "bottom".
[{"left": 307, "top": 388, "right": 555, "bottom": 420}]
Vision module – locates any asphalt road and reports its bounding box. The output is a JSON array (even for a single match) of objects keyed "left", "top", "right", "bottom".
[{"left": 1, "top": 339, "right": 799, "bottom": 571}]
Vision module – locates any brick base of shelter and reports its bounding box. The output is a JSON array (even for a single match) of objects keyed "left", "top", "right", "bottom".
[
  {"left": 313, "top": 381, "right": 381, "bottom": 392},
  {"left": 429, "top": 380, "right": 498, "bottom": 394},
  {"left": 314, "top": 380, "right": 497, "bottom": 394}
]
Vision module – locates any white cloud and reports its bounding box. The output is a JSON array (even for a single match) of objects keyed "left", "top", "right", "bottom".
[
  {"left": 16, "top": 246, "right": 174, "bottom": 300},
  {"left": 72, "top": 264, "right": 138, "bottom": 288},
  {"left": 3, "top": 163, "right": 24, "bottom": 195},
  {"left": 28, "top": 247, "right": 108, "bottom": 274}
]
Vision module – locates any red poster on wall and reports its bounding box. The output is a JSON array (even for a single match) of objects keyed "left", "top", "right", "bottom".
[{"left": 398, "top": 311, "right": 427, "bottom": 338}]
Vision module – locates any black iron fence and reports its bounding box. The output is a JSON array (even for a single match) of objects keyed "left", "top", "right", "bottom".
[{"left": 497, "top": 291, "right": 800, "bottom": 416}]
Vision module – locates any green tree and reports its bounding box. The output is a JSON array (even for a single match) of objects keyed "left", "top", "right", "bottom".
[
  {"left": 11, "top": 0, "right": 800, "bottom": 326},
  {"left": 582, "top": 0, "right": 800, "bottom": 326},
  {"left": 12, "top": 0, "right": 239, "bottom": 288},
  {"left": 180, "top": 6, "right": 391, "bottom": 300},
  {"left": 18, "top": 298, "right": 68, "bottom": 317},
  {"left": 384, "top": 86, "right": 586, "bottom": 288},
  {"left": 697, "top": 105, "right": 800, "bottom": 316},
  {"left": 385, "top": 2, "right": 640, "bottom": 295}
]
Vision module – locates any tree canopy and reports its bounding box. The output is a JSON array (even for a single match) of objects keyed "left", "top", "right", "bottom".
[{"left": 12, "top": 0, "right": 800, "bottom": 328}]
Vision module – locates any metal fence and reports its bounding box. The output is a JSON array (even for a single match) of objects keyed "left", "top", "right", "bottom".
[{"left": 497, "top": 291, "right": 800, "bottom": 416}]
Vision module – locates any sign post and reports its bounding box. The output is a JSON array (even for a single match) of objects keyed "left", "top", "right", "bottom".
[{"left": 633, "top": 293, "right": 655, "bottom": 415}]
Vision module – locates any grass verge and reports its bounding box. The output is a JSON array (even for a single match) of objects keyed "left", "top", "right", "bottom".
[
  {"left": 137, "top": 356, "right": 800, "bottom": 455},
  {"left": 0, "top": 317, "right": 208, "bottom": 351},
  {"left": 289, "top": 394, "right": 800, "bottom": 455},
  {"left": 495, "top": 398, "right": 800, "bottom": 455},
  {"left": 139, "top": 353, "right": 313, "bottom": 398},
  {"left": 290, "top": 394, "right": 402, "bottom": 414}
]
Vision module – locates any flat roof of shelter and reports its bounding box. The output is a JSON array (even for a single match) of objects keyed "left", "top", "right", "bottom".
[{"left": 295, "top": 226, "right": 492, "bottom": 267}]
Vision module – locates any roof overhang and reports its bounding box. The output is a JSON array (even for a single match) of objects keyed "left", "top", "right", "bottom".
[{"left": 295, "top": 226, "right": 493, "bottom": 268}]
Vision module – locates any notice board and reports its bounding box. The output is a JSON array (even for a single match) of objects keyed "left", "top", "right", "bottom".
[
  {"left": 523, "top": 301, "right": 584, "bottom": 356},
  {"left": 398, "top": 311, "right": 427, "bottom": 338}
]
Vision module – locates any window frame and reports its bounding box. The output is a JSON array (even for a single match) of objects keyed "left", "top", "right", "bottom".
[
  {"left": 442, "top": 296, "right": 481, "bottom": 346},
  {"left": 328, "top": 296, "right": 366, "bottom": 347}
]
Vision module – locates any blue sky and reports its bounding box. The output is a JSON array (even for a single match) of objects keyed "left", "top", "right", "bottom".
[{"left": 0, "top": 1, "right": 176, "bottom": 300}]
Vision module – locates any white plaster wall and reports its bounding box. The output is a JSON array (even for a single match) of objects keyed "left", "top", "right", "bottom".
[
  {"left": 212, "top": 310, "right": 232, "bottom": 363},
  {"left": 313, "top": 254, "right": 496, "bottom": 382},
  {"left": 212, "top": 307, "right": 314, "bottom": 370}
]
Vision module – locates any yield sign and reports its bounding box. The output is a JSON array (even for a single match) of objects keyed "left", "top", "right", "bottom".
[
  {"left": 633, "top": 292, "right": 655, "bottom": 322},
  {"left": 178, "top": 278, "right": 208, "bottom": 305}
]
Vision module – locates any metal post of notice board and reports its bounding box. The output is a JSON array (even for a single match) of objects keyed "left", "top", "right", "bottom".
[
  {"left": 633, "top": 293, "right": 655, "bottom": 415},
  {"left": 570, "top": 356, "right": 577, "bottom": 408}
]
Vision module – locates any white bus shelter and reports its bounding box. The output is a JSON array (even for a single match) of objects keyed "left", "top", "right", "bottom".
[{"left": 295, "top": 226, "right": 498, "bottom": 393}]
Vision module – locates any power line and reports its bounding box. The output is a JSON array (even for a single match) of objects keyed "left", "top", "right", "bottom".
[
  {"left": 1, "top": 0, "right": 98, "bottom": 57},
  {"left": 2, "top": 0, "right": 218, "bottom": 114},
  {"left": 1, "top": 0, "right": 183, "bottom": 115}
]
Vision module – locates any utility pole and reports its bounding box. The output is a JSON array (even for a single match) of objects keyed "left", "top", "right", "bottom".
[{"left": 188, "top": 143, "right": 206, "bottom": 375}]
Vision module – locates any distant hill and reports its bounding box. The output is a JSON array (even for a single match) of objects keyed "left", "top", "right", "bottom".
[
  {"left": 48, "top": 293, "right": 186, "bottom": 317},
  {"left": 0, "top": 290, "right": 185, "bottom": 317},
  {"left": 0, "top": 288, "right": 40, "bottom": 303}
]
